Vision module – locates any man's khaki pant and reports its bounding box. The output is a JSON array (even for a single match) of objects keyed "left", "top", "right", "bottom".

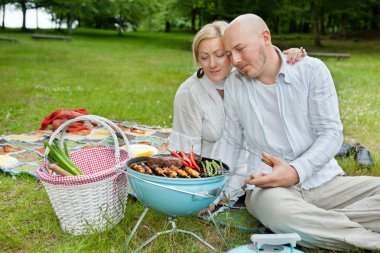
[{"left": 245, "top": 176, "right": 380, "bottom": 251}]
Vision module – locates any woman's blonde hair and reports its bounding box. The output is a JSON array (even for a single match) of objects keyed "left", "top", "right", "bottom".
[{"left": 192, "top": 21, "right": 229, "bottom": 69}]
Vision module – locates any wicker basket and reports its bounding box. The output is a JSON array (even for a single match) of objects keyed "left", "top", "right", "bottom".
[{"left": 36, "top": 115, "right": 134, "bottom": 235}]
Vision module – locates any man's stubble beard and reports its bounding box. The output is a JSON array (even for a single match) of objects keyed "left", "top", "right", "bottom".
[{"left": 246, "top": 44, "right": 267, "bottom": 79}]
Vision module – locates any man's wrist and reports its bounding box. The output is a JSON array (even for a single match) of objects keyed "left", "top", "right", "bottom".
[{"left": 289, "top": 165, "right": 300, "bottom": 185}]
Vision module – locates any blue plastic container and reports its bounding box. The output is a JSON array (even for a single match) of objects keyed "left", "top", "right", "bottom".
[
  {"left": 125, "top": 156, "right": 227, "bottom": 217},
  {"left": 228, "top": 233, "right": 304, "bottom": 253},
  {"left": 228, "top": 244, "right": 304, "bottom": 253}
]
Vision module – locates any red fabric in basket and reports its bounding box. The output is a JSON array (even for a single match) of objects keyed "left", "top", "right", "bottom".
[{"left": 37, "top": 147, "right": 133, "bottom": 186}]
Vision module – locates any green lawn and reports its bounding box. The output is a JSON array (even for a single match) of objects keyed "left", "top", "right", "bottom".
[{"left": 0, "top": 29, "right": 379, "bottom": 252}]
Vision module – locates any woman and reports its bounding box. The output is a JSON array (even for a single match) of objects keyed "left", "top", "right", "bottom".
[{"left": 168, "top": 21, "right": 305, "bottom": 209}]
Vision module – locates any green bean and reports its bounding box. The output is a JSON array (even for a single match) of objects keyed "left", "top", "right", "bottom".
[
  {"left": 219, "top": 160, "right": 224, "bottom": 174},
  {"left": 211, "top": 160, "right": 221, "bottom": 175},
  {"left": 205, "top": 161, "right": 211, "bottom": 176},
  {"left": 201, "top": 161, "right": 207, "bottom": 176}
]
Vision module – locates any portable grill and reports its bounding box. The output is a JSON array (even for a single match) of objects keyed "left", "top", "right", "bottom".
[{"left": 124, "top": 156, "right": 229, "bottom": 252}]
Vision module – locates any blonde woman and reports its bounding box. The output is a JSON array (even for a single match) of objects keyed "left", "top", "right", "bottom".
[{"left": 168, "top": 21, "right": 305, "bottom": 209}]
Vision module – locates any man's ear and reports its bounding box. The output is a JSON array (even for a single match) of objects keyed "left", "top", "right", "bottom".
[{"left": 262, "top": 30, "right": 271, "bottom": 44}]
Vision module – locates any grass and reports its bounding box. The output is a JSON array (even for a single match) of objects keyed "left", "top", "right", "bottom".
[{"left": 0, "top": 29, "right": 379, "bottom": 252}]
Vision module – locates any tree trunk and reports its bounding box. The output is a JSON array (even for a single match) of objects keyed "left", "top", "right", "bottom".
[
  {"left": 1, "top": 4, "right": 5, "bottom": 29},
  {"left": 274, "top": 15, "right": 279, "bottom": 33},
  {"left": 36, "top": 8, "right": 39, "bottom": 30},
  {"left": 117, "top": 20, "right": 123, "bottom": 35},
  {"left": 191, "top": 8, "right": 196, "bottom": 33},
  {"left": 371, "top": 5, "right": 378, "bottom": 30},
  {"left": 198, "top": 9, "right": 202, "bottom": 30},
  {"left": 165, "top": 20, "right": 171, "bottom": 33},
  {"left": 117, "top": 12, "right": 123, "bottom": 35},
  {"left": 289, "top": 18, "right": 296, "bottom": 33},
  {"left": 67, "top": 13, "right": 74, "bottom": 35},
  {"left": 148, "top": 13, "right": 152, "bottom": 31},
  {"left": 320, "top": 6, "right": 325, "bottom": 35},
  {"left": 311, "top": 0, "right": 322, "bottom": 47},
  {"left": 298, "top": 16, "right": 303, "bottom": 33},
  {"left": 341, "top": 12, "right": 348, "bottom": 38},
  {"left": 57, "top": 15, "right": 62, "bottom": 30},
  {"left": 21, "top": 1, "right": 27, "bottom": 31}
]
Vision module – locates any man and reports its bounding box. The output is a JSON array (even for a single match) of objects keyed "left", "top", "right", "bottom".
[{"left": 220, "top": 14, "right": 380, "bottom": 250}]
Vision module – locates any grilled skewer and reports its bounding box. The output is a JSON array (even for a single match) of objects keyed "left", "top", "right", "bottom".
[
  {"left": 170, "top": 165, "right": 190, "bottom": 178},
  {"left": 131, "top": 163, "right": 146, "bottom": 174},
  {"left": 151, "top": 165, "right": 166, "bottom": 177},
  {"left": 184, "top": 166, "right": 200, "bottom": 178},
  {"left": 140, "top": 162, "right": 153, "bottom": 175}
]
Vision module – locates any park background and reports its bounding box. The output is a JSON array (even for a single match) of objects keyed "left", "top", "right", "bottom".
[{"left": 1, "top": 0, "right": 380, "bottom": 252}]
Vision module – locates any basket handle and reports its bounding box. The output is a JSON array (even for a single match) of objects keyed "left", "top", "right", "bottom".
[
  {"left": 44, "top": 115, "right": 131, "bottom": 170},
  {"left": 60, "top": 115, "right": 131, "bottom": 154}
]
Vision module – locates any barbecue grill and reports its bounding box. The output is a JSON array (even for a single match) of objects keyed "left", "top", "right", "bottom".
[{"left": 124, "top": 155, "right": 229, "bottom": 252}]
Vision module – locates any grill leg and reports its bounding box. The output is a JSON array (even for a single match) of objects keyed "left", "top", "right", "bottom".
[
  {"left": 131, "top": 216, "right": 220, "bottom": 253},
  {"left": 207, "top": 209, "right": 229, "bottom": 250},
  {"left": 125, "top": 207, "right": 149, "bottom": 250}
]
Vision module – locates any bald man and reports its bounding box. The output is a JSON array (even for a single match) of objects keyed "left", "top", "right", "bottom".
[{"left": 219, "top": 14, "right": 380, "bottom": 250}]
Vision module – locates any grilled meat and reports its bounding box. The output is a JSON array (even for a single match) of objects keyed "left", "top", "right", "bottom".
[
  {"left": 140, "top": 162, "right": 153, "bottom": 175},
  {"left": 146, "top": 155, "right": 183, "bottom": 168},
  {"left": 131, "top": 163, "right": 145, "bottom": 174},
  {"left": 184, "top": 166, "right": 200, "bottom": 178},
  {"left": 170, "top": 165, "right": 190, "bottom": 178},
  {"left": 151, "top": 165, "right": 166, "bottom": 177}
]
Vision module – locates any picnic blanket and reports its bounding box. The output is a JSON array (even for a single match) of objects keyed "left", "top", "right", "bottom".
[
  {"left": 0, "top": 120, "right": 170, "bottom": 177},
  {"left": 0, "top": 119, "right": 263, "bottom": 232}
]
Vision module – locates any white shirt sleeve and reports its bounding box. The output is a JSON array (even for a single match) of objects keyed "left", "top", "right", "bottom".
[
  {"left": 219, "top": 74, "right": 245, "bottom": 172},
  {"left": 215, "top": 74, "right": 248, "bottom": 203},
  {"left": 168, "top": 82, "right": 203, "bottom": 154},
  {"left": 290, "top": 61, "right": 343, "bottom": 184}
]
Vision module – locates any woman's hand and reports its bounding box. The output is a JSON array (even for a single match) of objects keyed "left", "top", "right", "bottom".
[
  {"left": 197, "top": 203, "right": 216, "bottom": 216},
  {"left": 283, "top": 47, "right": 307, "bottom": 64}
]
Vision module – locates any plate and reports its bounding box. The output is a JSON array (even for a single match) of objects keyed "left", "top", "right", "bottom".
[{"left": 128, "top": 144, "right": 158, "bottom": 157}]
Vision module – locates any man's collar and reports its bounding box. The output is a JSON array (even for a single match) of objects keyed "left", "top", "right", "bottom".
[{"left": 274, "top": 46, "right": 291, "bottom": 84}]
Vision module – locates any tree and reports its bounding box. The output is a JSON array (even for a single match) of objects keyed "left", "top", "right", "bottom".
[
  {"left": 14, "top": 0, "right": 33, "bottom": 30},
  {"left": 172, "top": 0, "right": 209, "bottom": 32},
  {"left": 80, "top": 0, "right": 115, "bottom": 29},
  {"left": 38, "top": 0, "right": 92, "bottom": 34},
  {"left": 112, "top": 0, "right": 156, "bottom": 35},
  {"left": 0, "top": 0, "right": 14, "bottom": 29},
  {"left": 310, "top": 0, "right": 322, "bottom": 46}
]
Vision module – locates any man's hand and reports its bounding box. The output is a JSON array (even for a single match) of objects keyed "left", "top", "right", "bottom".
[
  {"left": 245, "top": 152, "right": 300, "bottom": 188},
  {"left": 197, "top": 203, "right": 216, "bottom": 216}
]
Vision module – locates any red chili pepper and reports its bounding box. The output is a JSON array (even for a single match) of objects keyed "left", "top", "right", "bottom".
[
  {"left": 179, "top": 151, "right": 192, "bottom": 167},
  {"left": 183, "top": 160, "right": 191, "bottom": 167},
  {"left": 171, "top": 151, "right": 180, "bottom": 158},
  {"left": 189, "top": 151, "right": 201, "bottom": 171},
  {"left": 166, "top": 147, "right": 180, "bottom": 158}
]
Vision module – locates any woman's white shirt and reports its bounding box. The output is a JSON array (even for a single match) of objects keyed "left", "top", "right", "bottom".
[
  {"left": 169, "top": 72, "right": 247, "bottom": 202},
  {"left": 169, "top": 73, "right": 225, "bottom": 157}
]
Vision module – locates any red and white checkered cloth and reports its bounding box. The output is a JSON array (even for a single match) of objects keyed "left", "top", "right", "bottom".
[{"left": 36, "top": 147, "right": 133, "bottom": 186}]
